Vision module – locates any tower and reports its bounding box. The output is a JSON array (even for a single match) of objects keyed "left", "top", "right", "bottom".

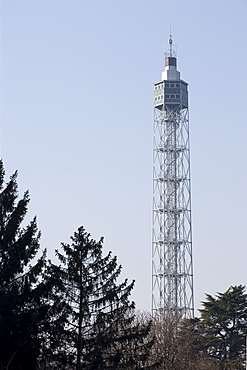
[{"left": 152, "top": 35, "right": 194, "bottom": 318}]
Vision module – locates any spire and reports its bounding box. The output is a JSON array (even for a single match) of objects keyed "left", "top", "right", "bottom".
[
  {"left": 162, "top": 31, "right": 180, "bottom": 81},
  {"left": 168, "top": 26, "right": 173, "bottom": 57}
]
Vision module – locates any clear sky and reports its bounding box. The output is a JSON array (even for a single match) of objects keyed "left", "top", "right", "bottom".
[{"left": 1, "top": 0, "right": 246, "bottom": 314}]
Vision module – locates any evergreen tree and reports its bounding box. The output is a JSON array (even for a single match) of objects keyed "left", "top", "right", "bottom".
[
  {"left": 199, "top": 285, "right": 247, "bottom": 369},
  {"left": 0, "top": 160, "right": 50, "bottom": 369},
  {"left": 55, "top": 226, "right": 153, "bottom": 369}
]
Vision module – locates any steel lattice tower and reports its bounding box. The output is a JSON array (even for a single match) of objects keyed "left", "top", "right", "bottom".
[{"left": 152, "top": 36, "right": 194, "bottom": 318}]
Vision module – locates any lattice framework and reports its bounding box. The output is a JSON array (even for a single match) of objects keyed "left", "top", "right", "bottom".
[{"left": 152, "top": 103, "right": 194, "bottom": 318}]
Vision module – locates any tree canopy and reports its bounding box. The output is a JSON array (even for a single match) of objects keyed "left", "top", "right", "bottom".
[
  {"left": 199, "top": 285, "right": 247, "bottom": 369},
  {"left": 0, "top": 160, "right": 51, "bottom": 369},
  {"left": 53, "top": 226, "right": 154, "bottom": 369},
  {"left": 178, "top": 285, "right": 247, "bottom": 369}
]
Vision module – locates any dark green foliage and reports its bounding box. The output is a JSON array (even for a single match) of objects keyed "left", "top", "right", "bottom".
[
  {"left": 199, "top": 285, "right": 247, "bottom": 369},
  {"left": 180, "top": 286, "right": 247, "bottom": 369},
  {"left": 0, "top": 160, "right": 50, "bottom": 370},
  {"left": 54, "top": 226, "right": 153, "bottom": 369}
]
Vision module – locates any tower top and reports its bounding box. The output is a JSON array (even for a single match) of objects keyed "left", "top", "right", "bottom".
[{"left": 162, "top": 33, "right": 180, "bottom": 81}]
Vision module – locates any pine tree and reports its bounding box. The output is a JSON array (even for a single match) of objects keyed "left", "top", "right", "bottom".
[
  {"left": 55, "top": 226, "right": 153, "bottom": 369},
  {"left": 199, "top": 285, "right": 247, "bottom": 369},
  {"left": 0, "top": 160, "right": 50, "bottom": 369}
]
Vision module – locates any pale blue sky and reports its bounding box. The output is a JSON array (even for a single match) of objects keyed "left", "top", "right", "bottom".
[{"left": 1, "top": 0, "right": 247, "bottom": 313}]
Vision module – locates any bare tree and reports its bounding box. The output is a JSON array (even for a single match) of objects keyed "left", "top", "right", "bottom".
[{"left": 136, "top": 311, "right": 220, "bottom": 370}]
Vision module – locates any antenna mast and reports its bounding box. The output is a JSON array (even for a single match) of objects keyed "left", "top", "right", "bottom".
[{"left": 169, "top": 28, "right": 173, "bottom": 57}]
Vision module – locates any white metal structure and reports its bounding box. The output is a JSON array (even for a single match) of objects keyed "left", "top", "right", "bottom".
[{"left": 152, "top": 36, "right": 194, "bottom": 318}]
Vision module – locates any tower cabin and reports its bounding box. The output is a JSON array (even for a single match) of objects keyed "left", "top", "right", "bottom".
[{"left": 154, "top": 41, "right": 188, "bottom": 110}]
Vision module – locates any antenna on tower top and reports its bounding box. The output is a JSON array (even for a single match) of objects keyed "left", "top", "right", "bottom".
[
  {"left": 168, "top": 25, "right": 173, "bottom": 57},
  {"left": 165, "top": 26, "right": 177, "bottom": 58}
]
